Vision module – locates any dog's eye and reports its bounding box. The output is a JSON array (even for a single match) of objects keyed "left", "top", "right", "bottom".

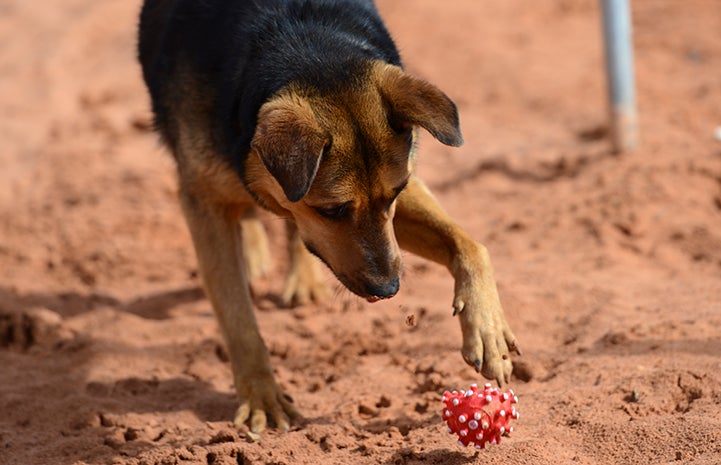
[
  {"left": 384, "top": 180, "right": 409, "bottom": 212},
  {"left": 384, "top": 196, "right": 398, "bottom": 213},
  {"left": 392, "top": 180, "right": 409, "bottom": 200},
  {"left": 313, "top": 203, "right": 349, "bottom": 220}
]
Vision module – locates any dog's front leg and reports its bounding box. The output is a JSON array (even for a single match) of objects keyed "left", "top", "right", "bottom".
[
  {"left": 180, "top": 191, "right": 299, "bottom": 433},
  {"left": 394, "top": 177, "right": 520, "bottom": 385}
]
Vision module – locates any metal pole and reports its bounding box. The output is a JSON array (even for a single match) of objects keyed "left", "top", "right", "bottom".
[{"left": 600, "top": 0, "right": 638, "bottom": 153}]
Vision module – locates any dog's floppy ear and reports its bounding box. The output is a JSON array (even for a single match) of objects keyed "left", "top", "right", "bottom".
[
  {"left": 377, "top": 64, "right": 463, "bottom": 147},
  {"left": 251, "top": 96, "right": 329, "bottom": 202}
]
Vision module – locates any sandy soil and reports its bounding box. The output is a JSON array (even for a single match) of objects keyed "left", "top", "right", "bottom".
[{"left": 2, "top": 0, "right": 721, "bottom": 464}]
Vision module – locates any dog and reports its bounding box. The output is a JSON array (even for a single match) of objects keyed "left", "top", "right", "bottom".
[{"left": 138, "top": 0, "right": 520, "bottom": 433}]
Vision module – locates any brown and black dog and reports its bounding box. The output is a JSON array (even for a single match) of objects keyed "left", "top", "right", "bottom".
[{"left": 138, "top": 0, "right": 520, "bottom": 433}]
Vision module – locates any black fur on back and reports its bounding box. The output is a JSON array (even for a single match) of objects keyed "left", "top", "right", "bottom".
[{"left": 138, "top": 0, "right": 402, "bottom": 178}]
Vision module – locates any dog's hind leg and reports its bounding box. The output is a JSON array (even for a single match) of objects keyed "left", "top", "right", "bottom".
[
  {"left": 393, "top": 177, "right": 521, "bottom": 386},
  {"left": 282, "top": 221, "right": 330, "bottom": 306},
  {"left": 239, "top": 206, "right": 271, "bottom": 280},
  {"left": 179, "top": 190, "right": 300, "bottom": 433}
]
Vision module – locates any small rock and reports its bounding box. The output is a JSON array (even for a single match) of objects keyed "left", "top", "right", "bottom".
[
  {"left": 209, "top": 429, "right": 238, "bottom": 444},
  {"left": 358, "top": 404, "right": 379, "bottom": 418},
  {"left": 512, "top": 359, "right": 535, "bottom": 382},
  {"left": 103, "top": 429, "right": 126, "bottom": 449},
  {"left": 414, "top": 402, "right": 429, "bottom": 414},
  {"left": 624, "top": 388, "right": 641, "bottom": 403},
  {"left": 375, "top": 395, "right": 391, "bottom": 409},
  {"left": 404, "top": 314, "right": 417, "bottom": 328},
  {"left": 124, "top": 427, "right": 141, "bottom": 441}
]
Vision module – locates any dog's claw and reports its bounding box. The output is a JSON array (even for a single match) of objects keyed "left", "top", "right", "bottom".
[
  {"left": 452, "top": 300, "right": 465, "bottom": 316},
  {"left": 233, "top": 379, "right": 300, "bottom": 434},
  {"left": 277, "top": 419, "right": 290, "bottom": 433},
  {"left": 245, "top": 431, "right": 261, "bottom": 442},
  {"left": 235, "top": 402, "right": 251, "bottom": 427},
  {"left": 250, "top": 409, "right": 267, "bottom": 434}
]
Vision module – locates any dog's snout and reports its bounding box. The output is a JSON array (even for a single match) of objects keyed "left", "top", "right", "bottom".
[{"left": 365, "top": 277, "right": 400, "bottom": 300}]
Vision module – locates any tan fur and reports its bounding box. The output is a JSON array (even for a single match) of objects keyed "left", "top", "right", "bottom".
[
  {"left": 172, "top": 61, "right": 519, "bottom": 433},
  {"left": 240, "top": 207, "right": 271, "bottom": 280}
]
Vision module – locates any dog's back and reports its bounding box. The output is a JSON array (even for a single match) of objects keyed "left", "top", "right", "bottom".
[{"left": 138, "top": 0, "right": 401, "bottom": 172}]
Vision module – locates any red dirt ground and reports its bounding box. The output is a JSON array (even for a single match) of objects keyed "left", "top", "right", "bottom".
[{"left": 2, "top": 1, "right": 721, "bottom": 464}]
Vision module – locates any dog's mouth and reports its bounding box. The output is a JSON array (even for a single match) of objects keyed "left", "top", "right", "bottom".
[
  {"left": 338, "top": 275, "right": 398, "bottom": 303},
  {"left": 335, "top": 273, "right": 400, "bottom": 303}
]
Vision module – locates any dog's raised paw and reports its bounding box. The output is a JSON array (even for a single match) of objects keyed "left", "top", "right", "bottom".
[{"left": 454, "top": 286, "right": 518, "bottom": 386}]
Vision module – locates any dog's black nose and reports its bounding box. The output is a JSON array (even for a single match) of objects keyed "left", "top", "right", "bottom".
[{"left": 365, "top": 277, "right": 400, "bottom": 300}]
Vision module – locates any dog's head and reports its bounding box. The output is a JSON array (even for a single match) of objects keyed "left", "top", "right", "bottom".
[{"left": 245, "top": 62, "right": 462, "bottom": 301}]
